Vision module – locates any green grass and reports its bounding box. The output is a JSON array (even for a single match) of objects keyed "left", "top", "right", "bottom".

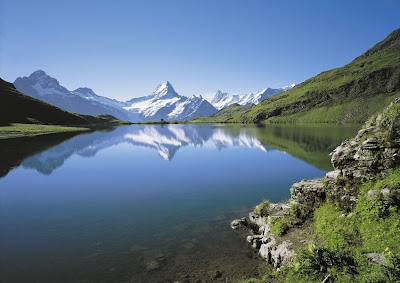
[
  {"left": 0, "top": 123, "right": 89, "bottom": 139},
  {"left": 285, "top": 169, "right": 400, "bottom": 282},
  {"left": 192, "top": 103, "right": 251, "bottom": 123},
  {"left": 269, "top": 216, "right": 290, "bottom": 236}
]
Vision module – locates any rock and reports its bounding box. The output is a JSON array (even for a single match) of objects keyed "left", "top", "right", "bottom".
[
  {"left": 325, "top": 170, "right": 342, "bottom": 181},
  {"left": 367, "top": 190, "right": 381, "bottom": 200},
  {"left": 259, "top": 236, "right": 277, "bottom": 262},
  {"left": 146, "top": 260, "right": 160, "bottom": 271},
  {"left": 381, "top": 188, "right": 391, "bottom": 197},
  {"left": 246, "top": 235, "right": 265, "bottom": 249},
  {"left": 230, "top": 217, "right": 248, "bottom": 230},
  {"left": 271, "top": 241, "right": 295, "bottom": 268},
  {"left": 330, "top": 140, "right": 358, "bottom": 169},
  {"left": 389, "top": 115, "right": 400, "bottom": 140},
  {"left": 248, "top": 213, "right": 268, "bottom": 234},
  {"left": 259, "top": 238, "right": 294, "bottom": 268},
  {"left": 290, "top": 179, "right": 326, "bottom": 218},
  {"left": 364, "top": 253, "right": 387, "bottom": 265},
  {"left": 207, "top": 270, "right": 222, "bottom": 279}
]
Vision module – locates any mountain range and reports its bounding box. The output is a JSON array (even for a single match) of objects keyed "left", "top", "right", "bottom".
[
  {"left": 13, "top": 71, "right": 290, "bottom": 122},
  {"left": 13, "top": 72, "right": 218, "bottom": 122},
  {"left": 0, "top": 78, "right": 123, "bottom": 126},
  {"left": 211, "top": 85, "right": 294, "bottom": 110}
]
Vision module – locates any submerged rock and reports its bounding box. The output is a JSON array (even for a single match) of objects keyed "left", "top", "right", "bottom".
[
  {"left": 230, "top": 217, "right": 248, "bottom": 230},
  {"left": 146, "top": 260, "right": 160, "bottom": 271}
]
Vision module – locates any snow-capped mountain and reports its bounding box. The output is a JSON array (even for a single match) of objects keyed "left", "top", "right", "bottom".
[
  {"left": 14, "top": 70, "right": 130, "bottom": 121},
  {"left": 211, "top": 90, "right": 240, "bottom": 110},
  {"left": 211, "top": 84, "right": 295, "bottom": 110},
  {"left": 14, "top": 71, "right": 217, "bottom": 122},
  {"left": 124, "top": 81, "right": 217, "bottom": 121}
]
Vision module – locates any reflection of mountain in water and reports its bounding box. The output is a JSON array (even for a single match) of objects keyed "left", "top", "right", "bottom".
[{"left": 21, "top": 125, "right": 271, "bottom": 175}]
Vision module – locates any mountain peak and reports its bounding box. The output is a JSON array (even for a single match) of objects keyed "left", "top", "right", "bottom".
[
  {"left": 29, "top": 70, "right": 48, "bottom": 78},
  {"left": 74, "top": 87, "right": 96, "bottom": 95},
  {"left": 153, "top": 81, "right": 179, "bottom": 99}
]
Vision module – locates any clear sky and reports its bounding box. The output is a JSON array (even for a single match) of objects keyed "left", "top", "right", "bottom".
[{"left": 0, "top": 0, "right": 399, "bottom": 102}]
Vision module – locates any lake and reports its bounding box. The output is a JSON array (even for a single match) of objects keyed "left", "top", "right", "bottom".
[{"left": 0, "top": 124, "right": 360, "bottom": 282}]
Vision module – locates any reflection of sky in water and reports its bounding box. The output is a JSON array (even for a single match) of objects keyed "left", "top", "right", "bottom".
[
  {"left": 20, "top": 124, "right": 273, "bottom": 175},
  {"left": 0, "top": 124, "right": 357, "bottom": 282}
]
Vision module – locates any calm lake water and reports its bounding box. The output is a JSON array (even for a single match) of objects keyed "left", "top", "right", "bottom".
[{"left": 0, "top": 124, "right": 359, "bottom": 282}]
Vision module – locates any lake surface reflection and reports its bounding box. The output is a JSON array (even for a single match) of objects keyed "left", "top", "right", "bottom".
[{"left": 0, "top": 124, "right": 359, "bottom": 282}]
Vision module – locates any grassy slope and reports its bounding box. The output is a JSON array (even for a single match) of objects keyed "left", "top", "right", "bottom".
[
  {"left": 281, "top": 170, "right": 400, "bottom": 283},
  {"left": 191, "top": 103, "right": 250, "bottom": 123},
  {"left": 213, "top": 28, "right": 400, "bottom": 124},
  {"left": 0, "top": 123, "right": 89, "bottom": 139}
]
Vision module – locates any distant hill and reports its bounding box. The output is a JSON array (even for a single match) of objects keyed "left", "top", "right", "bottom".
[
  {"left": 0, "top": 78, "right": 123, "bottom": 126},
  {"left": 219, "top": 28, "right": 400, "bottom": 124},
  {"left": 192, "top": 103, "right": 250, "bottom": 123}
]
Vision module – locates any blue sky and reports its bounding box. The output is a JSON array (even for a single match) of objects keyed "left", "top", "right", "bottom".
[{"left": 1, "top": 0, "right": 399, "bottom": 101}]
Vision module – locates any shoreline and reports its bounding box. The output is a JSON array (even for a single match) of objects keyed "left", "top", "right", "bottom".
[{"left": 232, "top": 98, "right": 400, "bottom": 282}]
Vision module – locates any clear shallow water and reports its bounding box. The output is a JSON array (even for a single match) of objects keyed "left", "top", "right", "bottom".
[{"left": 0, "top": 124, "right": 359, "bottom": 282}]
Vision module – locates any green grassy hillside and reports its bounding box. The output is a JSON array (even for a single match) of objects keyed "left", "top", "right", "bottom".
[
  {"left": 213, "top": 28, "right": 400, "bottom": 124},
  {"left": 192, "top": 103, "right": 250, "bottom": 123},
  {"left": 0, "top": 78, "right": 126, "bottom": 126}
]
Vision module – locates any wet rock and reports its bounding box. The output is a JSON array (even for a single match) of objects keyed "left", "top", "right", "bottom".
[
  {"left": 154, "top": 253, "right": 165, "bottom": 262},
  {"left": 246, "top": 235, "right": 265, "bottom": 249},
  {"left": 208, "top": 270, "right": 222, "bottom": 279},
  {"left": 146, "top": 260, "right": 160, "bottom": 271},
  {"left": 183, "top": 242, "right": 195, "bottom": 249},
  {"left": 230, "top": 217, "right": 248, "bottom": 230}
]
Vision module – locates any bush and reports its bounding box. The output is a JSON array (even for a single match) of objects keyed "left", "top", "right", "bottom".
[
  {"left": 254, "top": 199, "right": 270, "bottom": 216},
  {"left": 287, "top": 246, "right": 356, "bottom": 282},
  {"left": 270, "top": 216, "right": 290, "bottom": 236}
]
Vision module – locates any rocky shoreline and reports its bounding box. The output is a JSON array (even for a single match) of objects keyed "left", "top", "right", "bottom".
[{"left": 231, "top": 98, "right": 400, "bottom": 271}]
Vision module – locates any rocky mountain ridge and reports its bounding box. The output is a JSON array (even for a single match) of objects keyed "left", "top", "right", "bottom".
[
  {"left": 14, "top": 72, "right": 217, "bottom": 122},
  {"left": 211, "top": 85, "right": 294, "bottom": 110}
]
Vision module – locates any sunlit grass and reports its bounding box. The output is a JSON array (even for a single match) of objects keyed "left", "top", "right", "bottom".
[{"left": 0, "top": 123, "right": 89, "bottom": 138}]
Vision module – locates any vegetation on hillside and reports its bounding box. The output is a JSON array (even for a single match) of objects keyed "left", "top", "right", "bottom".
[
  {"left": 281, "top": 169, "right": 400, "bottom": 282},
  {"left": 200, "top": 28, "right": 400, "bottom": 124},
  {"left": 192, "top": 103, "right": 251, "bottom": 123},
  {"left": 0, "top": 123, "right": 89, "bottom": 139}
]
